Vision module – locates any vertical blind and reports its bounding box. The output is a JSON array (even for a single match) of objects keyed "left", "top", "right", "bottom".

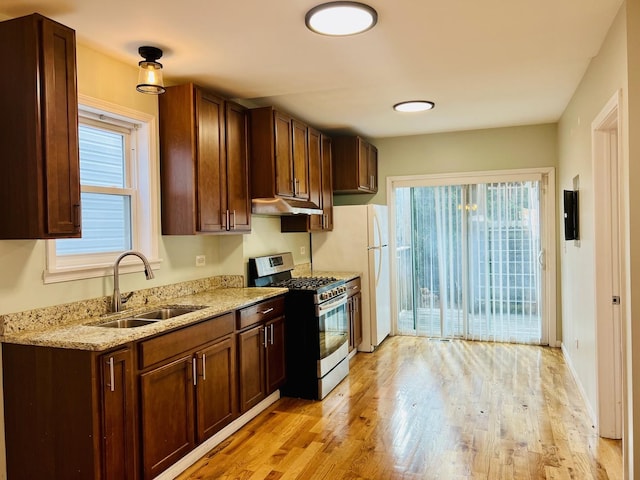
[{"left": 396, "top": 181, "right": 542, "bottom": 344}]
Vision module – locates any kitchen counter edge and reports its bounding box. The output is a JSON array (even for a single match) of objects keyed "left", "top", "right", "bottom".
[{"left": 0, "top": 287, "right": 288, "bottom": 352}]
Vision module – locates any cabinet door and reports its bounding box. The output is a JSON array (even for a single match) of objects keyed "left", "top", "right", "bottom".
[
  {"left": 196, "top": 89, "right": 225, "bottom": 232},
  {"left": 265, "top": 316, "right": 286, "bottom": 394},
  {"left": 195, "top": 336, "right": 238, "bottom": 442},
  {"left": 140, "top": 356, "right": 196, "bottom": 480},
  {"left": 42, "top": 18, "right": 81, "bottom": 236},
  {"left": 225, "top": 101, "right": 251, "bottom": 232},
  {"left": 352, "top": 292, "right": 363, "bottom": 348},
  {"left": 238, "top": 324, "right": 266, "bottom": 413},
  {"left": 320, "top": 134, "right": 334, "bottom": 230},
  {"left": 100, "top": 348, "right": 137, "bottom": 480},
  {"left": 292, "top": 120, "right": 310, "bottom": 200},
  {"left": 357, "top": 138, "right": 370, "bottom": 191},
  {"left": 367, "top": 143, "right": 378, "bottom": 193},
  {"left": 274, "top": 111, "right": 294, "bottom": 197},
  {"left": 307, "top": 128, "right": 322, "bottom": 209}
]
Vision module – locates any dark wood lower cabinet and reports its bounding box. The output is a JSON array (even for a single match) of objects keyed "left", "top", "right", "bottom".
[
  {"left": 140, "top": 356, "right": 196, "bottom": 480},
  {"left": 346, "top": 277, "right": 363, "bottom": 351},
  {"left": 101, "top": 348, "right": 138, "bottom": 480},
  {"left": 238, "top": 324, "right": 266, "bottom": 412},
  {"left": 2, "top": 344, "right": 137, "bottom": 480},
  {"left": 237, "top": 296, "right": 287, "bottom": 414},
  {"left": 2, "top": 300, "right": 283, "bottom": 480},
  {"left": 196, "top": 335, "right": 238, "bottom": 442},
  {"left": 265, "top": 316, "right": 286, "bottom": 393},
  {"left": 137, "top": 313, "right": 237, "bottom": 480}
]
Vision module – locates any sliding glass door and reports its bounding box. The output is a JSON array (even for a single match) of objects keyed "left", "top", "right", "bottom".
[{"left": 395, "top": 180, "right": 543, "bottom": 344}]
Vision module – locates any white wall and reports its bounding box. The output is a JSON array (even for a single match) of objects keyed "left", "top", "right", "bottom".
[
  {"left": 556, "top": 4, "right": 627, "bottom": 431},
  {"left": 624, "top": 0, "right": 640, "bottom": 475}
]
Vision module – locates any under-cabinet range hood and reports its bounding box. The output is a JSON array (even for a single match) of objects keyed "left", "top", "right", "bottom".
[{"left": 252, "top": 197, "right": 323, "bottom": 216}]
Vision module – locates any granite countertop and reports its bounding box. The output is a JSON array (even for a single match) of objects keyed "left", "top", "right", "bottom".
[
  {"left": 311, "top": 270, "right": 361, "bottom": 282},
  {"left": 1, "top": 287, "right": 288, "bottom": 352}
]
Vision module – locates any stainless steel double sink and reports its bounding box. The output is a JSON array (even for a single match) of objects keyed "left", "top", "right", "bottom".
[{"left": 97, "top": 306, "right": 205, "bottom": 328}]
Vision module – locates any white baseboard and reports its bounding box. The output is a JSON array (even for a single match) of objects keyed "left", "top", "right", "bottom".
[
  {"left": 560, "top": 342, "right": 597, "bottom": 428},
  {"left": 154, "top": 391, "right": 281, "bottom": 480}
]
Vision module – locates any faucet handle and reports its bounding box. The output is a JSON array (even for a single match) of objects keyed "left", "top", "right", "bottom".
[{"left": 121, "top": 292, "right": 134, "bottom": 305}]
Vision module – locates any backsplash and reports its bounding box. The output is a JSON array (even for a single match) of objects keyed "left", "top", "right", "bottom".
[{"left": 1, "top": 275, "right": 243, "bottom": 335}]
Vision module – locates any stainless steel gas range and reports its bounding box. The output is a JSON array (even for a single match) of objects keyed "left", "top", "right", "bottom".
[{"left": 248, "top": 252, "right": 349, "bottom": 400}]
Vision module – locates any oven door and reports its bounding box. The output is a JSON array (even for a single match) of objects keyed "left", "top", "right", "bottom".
[{"left": 316, "top": 293, "right": 348, "bottom": 360}]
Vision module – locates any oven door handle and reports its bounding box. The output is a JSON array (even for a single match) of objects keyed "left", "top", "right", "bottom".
[{"left": 316, "top": 293, "right": 348, "bottom": 316}]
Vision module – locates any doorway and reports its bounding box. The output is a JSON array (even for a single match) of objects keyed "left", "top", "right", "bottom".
[
  {"left": 592, "top": 91, "right": 624, "bottom": 439},
  {"left": 390, "top": 169, "right": 556, "bottom": 346}
]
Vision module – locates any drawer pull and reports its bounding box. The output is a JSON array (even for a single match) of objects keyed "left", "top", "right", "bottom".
[
  {"left": 107, "top": 357, "right": 115, "bottom": 392},
  {"left": 202, "top": 353, "right": 206, "bottom": 381},
  {"left": 192, "top": 358, "right": 197, "bottom": 386},
  {"left": 260, "top": 307, "right": 274, "bottom": 315}
]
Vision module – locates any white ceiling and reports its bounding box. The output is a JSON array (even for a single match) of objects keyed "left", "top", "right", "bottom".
[{"left": 0, "top": 0, "right": 624, "bottom": 138}]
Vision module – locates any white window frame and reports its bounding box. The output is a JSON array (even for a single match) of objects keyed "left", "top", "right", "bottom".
[{"left": 44, "top": 94, "right": 161, "bottom": 283}]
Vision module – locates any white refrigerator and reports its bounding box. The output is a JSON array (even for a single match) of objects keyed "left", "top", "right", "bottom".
[{"left": 311, "top": 204, "right": 391, "bottom": 352}]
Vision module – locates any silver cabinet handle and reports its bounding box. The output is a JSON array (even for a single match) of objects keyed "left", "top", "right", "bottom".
[
  {"left": 225, "top": 210, "right": 230, "bottom": 231},
  {"left": 260, "top": 307, "right": 274, "bottom": 315},
  {"left": 231, "top": 210, "right": 236, "bottom": 230},
  {"left": 270, "top": 324, "right": 274, "bottom": 345},
  {"left": 263, "top": 327, "right": 268, "bottom": 347},
  {"left": 192, "top": 358, "right": 197, "bottom": 386},
  {"left": 107, "top": 357, "right": 115, "bottom": 392},
  {"left": 202, "top": 353, "right": 206, "bottom": 381}
]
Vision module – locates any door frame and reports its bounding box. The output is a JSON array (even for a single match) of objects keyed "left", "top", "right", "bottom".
[
  {"left": 592, "top": 90, "right": 624, "bottom": 439},
  {"left": 387, "top": 167, "right": 557, "bottom": 346}
]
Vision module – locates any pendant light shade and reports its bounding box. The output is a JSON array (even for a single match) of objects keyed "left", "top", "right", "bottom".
[
  {"left": 136, "top": 46, "right": 166, "bottom": 95},
  {"left": 305, "top": 2, "right": 377, "bottom": 36}
]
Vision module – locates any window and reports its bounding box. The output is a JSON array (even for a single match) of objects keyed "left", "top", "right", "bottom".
[{"left": 45, "top": 95, "right": 159, "bottom": 283}]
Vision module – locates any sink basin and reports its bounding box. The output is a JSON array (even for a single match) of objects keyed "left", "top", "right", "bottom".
[
  {"left": 99, "top": 318, "right": 158, "bottom": 328},
  {"left": 134, "top": 306, "right": 204, "bottom": 320}
]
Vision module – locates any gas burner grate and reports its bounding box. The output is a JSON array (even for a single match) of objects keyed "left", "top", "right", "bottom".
[{"left": 272, "top": 276, "right": 338, "bottom": 290}]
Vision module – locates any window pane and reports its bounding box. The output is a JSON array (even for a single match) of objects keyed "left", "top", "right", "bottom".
[
  {"left": 78, "top": 124, "right": 126, "bottom": 187},
  {"left": 57, "top": 193, "right": 131, "bottom": 256}
]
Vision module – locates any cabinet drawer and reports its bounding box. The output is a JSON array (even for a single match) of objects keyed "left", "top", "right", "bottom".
[
  {"left": 346, "top": 277, "right": 361, "bottom": 296},
  {"left": 237, "top": 296, "right": 285, "bottom": 330},
  {"left": 139, "top": 312, "right": 234, "bottom": 369}
]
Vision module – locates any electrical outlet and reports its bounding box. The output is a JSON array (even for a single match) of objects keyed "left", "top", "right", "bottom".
[
  {"left": 300, "top": 246, "right": 306, "bottom": 255},
  {"left": 195, "top": 255, "right": 206, "bottom": 267}
]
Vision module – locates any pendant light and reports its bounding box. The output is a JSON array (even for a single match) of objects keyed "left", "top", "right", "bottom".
[
  {"left": 136, "top": 46, "right": 166, "bottom": 95},
  {"left": 305, "top": 2, "right": 378, "bottom": 36}
]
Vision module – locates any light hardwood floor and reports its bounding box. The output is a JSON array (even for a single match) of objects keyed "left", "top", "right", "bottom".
[{"left": 178, "top": 336, "right": 622, "bottom": 479}]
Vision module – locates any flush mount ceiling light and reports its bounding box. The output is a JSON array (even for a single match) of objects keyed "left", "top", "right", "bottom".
[
  {"left": 305, "top": 1, "right": 378, "bottom": 36},
  {"left": 393, "top": 100, "right": 435, "bottom": 112},
  {"left": 136, "top": 46, "right": 166, "bottom": 95}
]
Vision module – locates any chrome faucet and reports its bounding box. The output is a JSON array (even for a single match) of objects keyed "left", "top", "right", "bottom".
[{"left": 112, "top": 250, "right": 155, "bottom": 312}]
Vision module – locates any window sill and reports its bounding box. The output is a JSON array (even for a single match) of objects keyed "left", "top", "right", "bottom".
[{"left": 43, "top": 258, "right": 162, "bottom": 284}]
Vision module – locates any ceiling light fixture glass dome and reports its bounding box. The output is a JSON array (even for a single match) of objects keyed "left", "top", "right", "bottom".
[
  {"left": 305, "top": 1, "right": 378, "bottom": 36},
  {"left": 393, "top": 100, "right": 435, "bottom": 112}
]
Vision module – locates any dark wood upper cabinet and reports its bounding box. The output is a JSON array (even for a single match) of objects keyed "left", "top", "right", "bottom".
[
  {"left": 249, "top": 107, "right": 311, "bottom": 201},
  {"left": 0, "top": 13, "right": 81, "bottom": 239},
  {"left": 281, "top": 131, "right": 334, "bottom": 232},
  {"left": 159, "top": 83, "right": 251, "bottom": 234},
  {"left": 332, "top": 136, "right": 378, "bottom": 194}
]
